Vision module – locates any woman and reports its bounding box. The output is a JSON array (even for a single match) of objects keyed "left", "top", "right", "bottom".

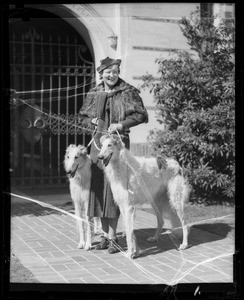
[{"left": 78, "top": 57, "right": 148, "bottom": 254}]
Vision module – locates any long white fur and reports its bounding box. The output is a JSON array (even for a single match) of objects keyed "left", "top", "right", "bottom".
[
  {"left": 98, "top": 135, "right": 190, "bottom": 259},
  {"left": 64, "top": 144, "right": 100, "bottom": 250}
]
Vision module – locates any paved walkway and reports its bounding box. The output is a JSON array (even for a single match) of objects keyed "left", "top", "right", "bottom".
[{"left": 10, "top": 189, "right": 234, "bottom": 284}]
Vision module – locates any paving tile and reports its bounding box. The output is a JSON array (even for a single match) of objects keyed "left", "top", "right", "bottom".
[
  {"left": 104, "top": 279, "right": 138, "bottom": 284},
  {"left": 64, "top": 263, "right": 84, "bottom": 271},
  {"left": 51, "top": 243, "right": 75, "bottom": 251},
  {"left": 46, "top": 258, "right": 75, "bottom": 264},
  {"left": 61, "top": 272, "right": 93, "bottom": 279},
  {"left": 49, "top": 251, "right": 67, "bottom": 258},
  {"left": 63, "top": 249, "right": 89, "bottom": 256},
  {"left": 36, "top": 276, "right": 67, "bottom": 283},
  {"left": 46, "top": 279, "right": 68, "bottom": 283},
  {"left": 52, "top": 264, "right": 69, "bottom": 271},
  {"left": 122, "top": 272, "right": 154, "bottom": 283},
  {"left": 67, "top": 278, "right": 85, "bottom": 283},
  {"left": 57, "top": 268, "right": 90, "bottom": 276},
  {"left": 32, "top": 269, "right": 57, "bottom": 275},
  {"left": 106, "top": 259, "right": 130, "bottom": 268},
  {"left": 78, "top": 262, "right": 109, "bottom": 269},
  {"left": 21, "top": 260, "right": 49, "bottom": 268},
  {"left": 27, "top": 264, "right": 53, "bottom": 270},
  {"left": 98, "top": 273, "right": 134, "bottom": 282},
  {"left": 182, "top": 273, "right": 208, "bottom": 283},
  {"left": 72, "top": 256, "right": 89, "bottom": 262},
  {"left": 199, "top": 273, "right": 233, "bottom": 282},
  {"left": 82, "top": 276, "right": 102, "bottom": 283},
  {"left": 101, "top": 267, "right": 123, "bottom": 275}
]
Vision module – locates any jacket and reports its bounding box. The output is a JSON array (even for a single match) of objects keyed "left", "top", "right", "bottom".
[{"left": 78, "top": 77, "right": 148, "bottom": 135}]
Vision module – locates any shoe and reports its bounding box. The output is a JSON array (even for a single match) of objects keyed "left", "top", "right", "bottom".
[
  {"left": 95, "top": 236, "right": 109, "bottom": 250},
  {"left": 108, "top": 238, "right": 120, "bottom": 254}
]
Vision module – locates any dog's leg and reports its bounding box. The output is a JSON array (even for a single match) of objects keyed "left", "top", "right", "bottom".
[
  {"left": 147, "top": 194, "right": 164, "bottom": 243},
  {"left": 169, "top": 206, "right": 188, "bottom": 250},
  {"left": 74, "top": 201, "right": 86, "bottom": 249},
  {"left": 124, "top": 206, "right": 139, "bottom": 259},
  {"left": 177, "top": 213, "right": 188, "bottom": 250},
  {"left": 168, "top": 176, "right": 189, "bottom": 250},
  {"left": 83, "top": 194, "right": 93, "bottom": 251},
  {"left": 84, "top": 215, "right": 93, "bottom": 250},
  {"left": 119, "top": 206, "right": 126, "bottom": 238},
  {"left": 176, "top": 184, "right": 189, "bottom": 250}
]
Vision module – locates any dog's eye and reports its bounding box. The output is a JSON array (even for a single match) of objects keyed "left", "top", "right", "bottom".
[
  {"left": 75, "top": 156, "right": 79, "bottom": 159},
  {"left": 67, "top": 156, "right": 69, "bottom": 159},
  {"left": 108, "top": 143, "right": 113, "bottom": 147}
]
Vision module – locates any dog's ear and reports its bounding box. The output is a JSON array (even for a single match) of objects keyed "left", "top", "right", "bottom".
[
  {"left": 78, "top": 144, "right": 88, "bottom": 155},
  {"left": 100, "top": 135, "right": 109, "bottom": 145},
  {"left": 66, "top": 144, "right": 75, "bottom": 152}
]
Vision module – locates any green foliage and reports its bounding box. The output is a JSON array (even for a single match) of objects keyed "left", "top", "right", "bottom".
[{"left": 143, "top": 9, "right": 235, "bottom": 204}]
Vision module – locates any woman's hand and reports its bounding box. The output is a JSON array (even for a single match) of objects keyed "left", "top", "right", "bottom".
[{"left": 108, "top": 123, "right": 123, "bottom": 133}]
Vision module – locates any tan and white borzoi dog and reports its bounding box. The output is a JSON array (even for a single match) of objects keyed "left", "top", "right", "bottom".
[
  {"left": 64, "top": 144, "right": 100, "bottom": 250},
  {"left": 98, "top": 134, "right": 190, "bottom": 259}
]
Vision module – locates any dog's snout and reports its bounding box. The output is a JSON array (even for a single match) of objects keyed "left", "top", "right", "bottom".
[{"left": 98, "top": 154, "right": 103, "bottom": 160}]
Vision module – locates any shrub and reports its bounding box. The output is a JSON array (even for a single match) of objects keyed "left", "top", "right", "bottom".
[{"left": 142, "top": 9, "right": 235, "bottom": 204}]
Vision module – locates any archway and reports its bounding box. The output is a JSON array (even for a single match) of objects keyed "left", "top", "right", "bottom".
[{"left": 9, "top": 8, "right": 95, "bottom": 187}]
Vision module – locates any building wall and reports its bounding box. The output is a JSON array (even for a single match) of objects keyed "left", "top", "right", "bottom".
[{"left": 213, "top": 3, "right": 235, "bottom": 26}]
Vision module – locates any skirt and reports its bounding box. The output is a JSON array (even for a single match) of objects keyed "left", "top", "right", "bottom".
[
  {"left": 87, "top": 133, "right": 130, "bottom": 219},
  {"left": 87, "top": 161, "right": 120, "bottom": 218}
]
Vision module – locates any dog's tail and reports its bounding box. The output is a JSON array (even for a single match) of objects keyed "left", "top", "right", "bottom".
[{"left": 168, "top": 174, "right": 190, "bottom": 209}]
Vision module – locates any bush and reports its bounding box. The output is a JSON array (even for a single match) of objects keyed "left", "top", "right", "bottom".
[{"left": 142, "top": 9, "right": 235, "bottom": 204}]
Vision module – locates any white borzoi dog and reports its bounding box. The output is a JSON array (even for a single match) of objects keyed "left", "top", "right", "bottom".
[
  {"left": 98, "top": 134, "right": 190, "bottom": 259},
  {"left": 64, "top": 144, "right": 100, "bottom": 250}
]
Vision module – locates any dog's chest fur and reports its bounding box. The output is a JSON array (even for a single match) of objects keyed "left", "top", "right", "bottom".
[
  {"left": 69, "top": 161, "right": 91, "bottom": 192},
  {"left": 104, "top": 150, "right": 164, "bottom": 206}
]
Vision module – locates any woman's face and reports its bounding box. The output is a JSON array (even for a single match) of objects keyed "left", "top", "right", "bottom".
[{"left": 102, "top": 64, "right": 120, "bottom": 87}]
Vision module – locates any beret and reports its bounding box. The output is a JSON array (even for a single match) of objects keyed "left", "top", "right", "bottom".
[{"left": 97, "top": 57, "right": 121, "bottom": 73}]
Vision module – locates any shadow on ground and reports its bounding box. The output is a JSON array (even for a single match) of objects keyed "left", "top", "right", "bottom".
[
  {"left": 116, "top": 222, "right": 234, "bottom": 258},
  {"left": 11, "top": 201, "right": 73, "bottom": 217}
]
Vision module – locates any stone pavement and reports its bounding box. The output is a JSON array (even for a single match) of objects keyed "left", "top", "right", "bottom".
[{"left": 10, "top": 189, "right": 234, "bottom": 284}]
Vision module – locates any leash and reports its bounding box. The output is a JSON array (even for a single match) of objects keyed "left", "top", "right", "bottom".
[
  {"left": 86, "top": 136, "right": 94, "bottom": 148},
  {"left": 85, "top": 127, "right": 102, "bottom": 151},
  {"left": 86, "top": 136, "right": 101, "bottom": 151},
  {"left": 86, "top": 128, "right": 124, "bottom": 152},
  {"left": 115, "top": 130, "right": 124, "bottom": 146}
]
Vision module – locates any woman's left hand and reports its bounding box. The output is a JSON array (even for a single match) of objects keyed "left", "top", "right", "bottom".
[{"left": 108, "top": 123, "right": 123, "bottom": 133}]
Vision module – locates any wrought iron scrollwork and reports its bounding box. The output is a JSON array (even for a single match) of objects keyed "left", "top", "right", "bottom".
[
  {"left": 42, "top": 113, "right": 85, "bottom": 135},
  {"left": 33, "top": 118, "right": 46, "bottom": 129}
]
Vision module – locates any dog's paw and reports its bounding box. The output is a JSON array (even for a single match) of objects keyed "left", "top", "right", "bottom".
[
  {"left": 178, "top": 243, "right": 188, "bottom": 250},
  {"left": 78, "top": 241, "right": 85, "bottom": 249},
  {"left": 84, "top": 243, "right": 92, "bottom": 251},
  {"left": 127, "top": 251, "right": 138, "bottom": 259},
  {"left": 147, "top": 236, "right": 158, "bottom": 243}
]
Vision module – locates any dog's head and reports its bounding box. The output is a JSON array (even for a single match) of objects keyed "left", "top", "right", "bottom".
[
  {"left": 64, "top": 144, "right": 88, "bottom": 178},
  {"left": 98, "top": 134, "right": 124, "bottom": 167}
]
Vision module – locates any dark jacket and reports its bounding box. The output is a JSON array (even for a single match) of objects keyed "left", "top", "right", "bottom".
[
  {"left": 78, "top": 78, "right": 148, "bottom": 218},
  {"left": 78, "top": 78, "right": 148, "bottom": 136}
]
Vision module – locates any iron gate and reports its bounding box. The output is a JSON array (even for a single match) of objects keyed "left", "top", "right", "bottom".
[{"left": 10, "top": 26, "right": 95, "bottom": 187}]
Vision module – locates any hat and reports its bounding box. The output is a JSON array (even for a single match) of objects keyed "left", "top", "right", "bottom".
[{"left": 97, "top": 57, "right": 121, "bottom": 73}]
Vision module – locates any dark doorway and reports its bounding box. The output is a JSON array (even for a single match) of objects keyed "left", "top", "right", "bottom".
[{"left": 9, "top": 8, "right": 95, "bottom": 187}]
